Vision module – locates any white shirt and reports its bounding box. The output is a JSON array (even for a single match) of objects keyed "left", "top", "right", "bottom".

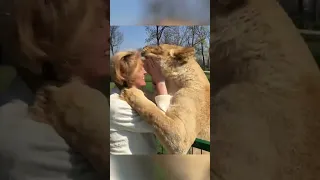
[
  {"left": 109, "top": 87, "right": 172, "bottom": 155},
  {"left": 0, "top": 73, "right": 101, "bottom": 180}
]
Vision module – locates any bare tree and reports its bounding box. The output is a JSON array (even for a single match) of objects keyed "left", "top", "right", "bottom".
[
  {"left": 170, "top": 26, "right": 190, "bottom": 45},
  {"left": 145, "top": 26, "right": 168, "bottom": 45},
  {"left": 186, "top": 26, "right": 198, "bottom": 46},
  {"left": 110, "top": 26, "right": 124, "bottom": 56},
  {"left": 144, "top": 25, "right": 210, "bottom": 70},
  {"left": 196, "top": 26, "right": 210, "bottom": 69},
  {"left": 186, "top": 26, "right": 208, "bottom": 47},
  {"left": 161, "top": 28, "right": 174, "bottom": 44},
  {"left": 158, "top": 26, "right": 189, "bottom": 45}
]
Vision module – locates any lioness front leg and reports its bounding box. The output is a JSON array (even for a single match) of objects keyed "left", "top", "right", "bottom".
[
  {"left": 121, "top": 87, "right": 189, "bottom": 154},
  {"left": 29, "top": 81, "right": 109, "bottom": 177}
]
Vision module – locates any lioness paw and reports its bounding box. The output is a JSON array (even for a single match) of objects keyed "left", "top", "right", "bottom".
[
  {"left": 121, "top": 88, "right": 145, "bottom": 102},
  {"left": 121, "top": 87, "right": 154, "bottom": 109},
  {"left": 29, "top": 85, "right": 59, "bottom": 124}
]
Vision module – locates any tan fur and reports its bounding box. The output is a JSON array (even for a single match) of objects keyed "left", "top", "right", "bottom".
[
  {"left": 212, "top": 0, "right": 320, "bottom": 179},
  {"left": 28, "top": 77, "right": 109, "bottom": 178},
  {"left": 121, "top": 44, "right": 210, "bottom": 154}
]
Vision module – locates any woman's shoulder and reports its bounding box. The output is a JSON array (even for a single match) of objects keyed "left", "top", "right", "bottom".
[
  {"left": 110, "top": 93, "right": 133, "bottom": 113},
  {"left": 110, "top": 88, "right": 140, "bottom": 121},
  {"left": 110, "top": 88, "right": 131, "bottom": 107}
]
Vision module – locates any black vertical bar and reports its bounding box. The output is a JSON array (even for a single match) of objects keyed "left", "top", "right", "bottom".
[
  {"left": 298, "top": 0, "right": 304, "bottom": 28},
  {"left": 0, "top": 45, "right": 2, "bottom": 64}
]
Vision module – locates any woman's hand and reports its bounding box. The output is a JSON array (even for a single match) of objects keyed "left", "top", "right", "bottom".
[
  {"left": 144, "top": 58, "right": 168, "bottom": 95},
  {"left": 144, "top": 58, "right": 165, "bottom": 83}
]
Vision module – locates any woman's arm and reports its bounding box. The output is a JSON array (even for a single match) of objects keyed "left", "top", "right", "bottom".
[
  {"left": 142, "top": 81, "right": 172, "bottom": 112},
  {"left": 153, "top": 81, "right": 172, "bottom": 112},
  {"left": 154, "top": 94, "right": 172, "bottom": 112},
  {"left": 154, "top": 82, "right": 168, "bottom": 95}
]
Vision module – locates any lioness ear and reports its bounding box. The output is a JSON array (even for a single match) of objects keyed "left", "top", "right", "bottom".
[{"left": 170, "top": 47, "right": 195, "bottom": 61}]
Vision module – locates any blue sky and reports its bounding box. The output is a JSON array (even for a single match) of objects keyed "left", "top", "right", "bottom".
[
  {"left": 117, "top": 26, "right": 147, "bottom": 51},
  {"left": 110, "top": 0, "right": 144, "bottom": 25}
]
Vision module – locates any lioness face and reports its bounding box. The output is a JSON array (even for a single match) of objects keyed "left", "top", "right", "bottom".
[
  {"left": 141, "top": 44, "right": 195, "bottom": 91},
  {"left": 141, "top": 44, "right": 195, "bottom": 66}
]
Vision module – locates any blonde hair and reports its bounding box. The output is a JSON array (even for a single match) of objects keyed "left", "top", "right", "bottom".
[
  {"left": 111, "top": 50, "right": 143, "bottom": 89},
  {"left": 13, "top": 0, "right": 107, "bottom": 76}
]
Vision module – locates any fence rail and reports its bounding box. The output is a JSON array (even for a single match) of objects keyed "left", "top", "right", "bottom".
[{"left": 157, "top": 138, "right": 210, "bottom": 154}]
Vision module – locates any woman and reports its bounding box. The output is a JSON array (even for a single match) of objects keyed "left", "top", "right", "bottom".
[
  {"left": 110, "top": 50, "right": 172, "bottom": 155},
  {"left": 0, "top": 0, "right": 108, "bottom": 179}
]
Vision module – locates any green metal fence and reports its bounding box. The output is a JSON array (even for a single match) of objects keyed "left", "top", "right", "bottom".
[{"left": 157, "top": 138, "right": 210, "bottom": 154}]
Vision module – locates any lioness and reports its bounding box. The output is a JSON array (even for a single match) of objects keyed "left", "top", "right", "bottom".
[
  {"left": 212, "top": 0, "right": 320, "bottom": 179},
  {"left": 121, "top": 44, "right": 210, "bottom": 154}
]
